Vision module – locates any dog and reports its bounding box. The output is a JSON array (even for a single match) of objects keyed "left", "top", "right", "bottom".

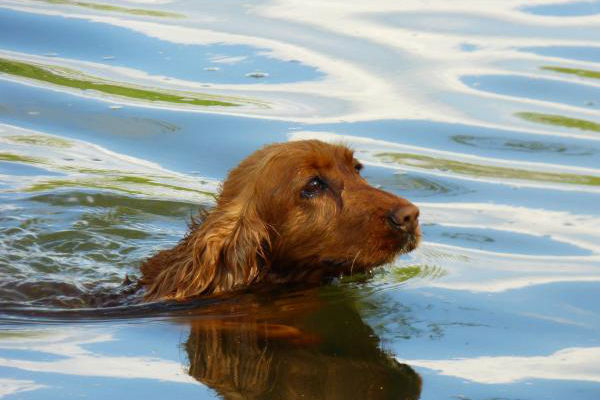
[{"left": 140, "top": 140, "right": 421, "bottom": 301}]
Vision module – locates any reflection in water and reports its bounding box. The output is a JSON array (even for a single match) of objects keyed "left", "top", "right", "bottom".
[
  {"left": 0, "top": 325, "right": 198, "bottom": 384},
  {"left": 0, "top": 378, "right": 46, "bottom": 398},
  {"left": 0, "top": 124, "right": 218, "bottom": 198},
  {"left": 426, "top": 223, "right": 591, "bottom": 256},
  {"left": 0, "top": 287, "right": 422, "bottom": 399},
  {"left": 1, "top": 0, "right": 600, "bottom": 398},
  {"left": 451, "top": 134, "right": 597, "bottom": 156},
  {"left": 0, "top": 57, "right": 242, "bottom": 108},
  {"left": 376, "top": 152, "right": 600, "bottom": 187},
  {"left": 291, "top": 131, "right": 600, "bottom": 190},
  {"left": 462, "top": 74, "right": 600, "bottom": 109},
  {"left": 182, "top": 287, "right": 422, "bottom": 400},
  {"left": 520, "top": 1, "right": 600, "bottom": 17},
  {"left": 522, "top": 46, "right": 600, "bottom": 64},
  {"left": 0, "top": 7, "right": 322, "bottom": 86},
  {"left": 368, "top": 171, "right": 470, "bottom": 198},
  {"left": 406, "top": 346, "right": 600, "bottom": 384}
]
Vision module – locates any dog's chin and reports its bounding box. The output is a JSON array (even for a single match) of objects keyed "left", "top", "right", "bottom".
[
  {"left": 317, "top": 228, "right": 422, "bottom": 277},
  {"left": 322, "top": 233, "right": 421, "bottom": 275},
  {"left": 398, "top": 231, "right": 421, "bottom": 254}
]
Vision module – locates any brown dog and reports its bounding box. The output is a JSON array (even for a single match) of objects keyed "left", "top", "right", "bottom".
[{"left": 141, "top": 140, "right": 420, "bottom": 301}]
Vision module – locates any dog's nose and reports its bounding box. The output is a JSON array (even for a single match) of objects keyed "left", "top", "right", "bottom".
[{"left": 387, "top": 203, "right": 420, "bottom": 231}]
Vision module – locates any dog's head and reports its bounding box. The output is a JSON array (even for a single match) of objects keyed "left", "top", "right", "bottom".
[{"left": 143, "top": 140, "right": 420, "bottom": 300}]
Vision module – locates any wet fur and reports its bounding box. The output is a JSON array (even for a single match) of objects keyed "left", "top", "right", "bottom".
[{"left": 141, "top": 140, "right": 420, "bottom": 301}]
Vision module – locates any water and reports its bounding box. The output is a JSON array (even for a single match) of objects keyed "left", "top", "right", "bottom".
[{"left": 0, "top": 1, "right": 599, "bottom": 399}]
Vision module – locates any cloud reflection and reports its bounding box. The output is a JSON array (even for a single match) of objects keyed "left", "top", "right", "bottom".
[
  {"left": 0, "top": 328, "right": 197, "bottom": 385},
  {"left": 0, "top": 379, "right": 46, "bottom": 398},
  {"left": 403, "top": 346, "right": 600, "bottom": 384}
]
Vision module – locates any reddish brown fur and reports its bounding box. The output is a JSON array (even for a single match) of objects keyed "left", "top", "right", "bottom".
[{"left": 141, "top": 140, "right": 420, "bottom": 301}]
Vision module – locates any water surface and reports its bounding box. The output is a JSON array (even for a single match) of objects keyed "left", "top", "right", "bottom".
[{"left": 1, "top": 1, "right": 600, "bottom": 399}]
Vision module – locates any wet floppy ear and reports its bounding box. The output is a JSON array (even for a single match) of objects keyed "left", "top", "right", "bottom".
[
  {"left": 144, "top": 200, "right": 271, "bottom": 301},
  {"left": 210, "top": 201, "right": 272, "bottom": 294}
]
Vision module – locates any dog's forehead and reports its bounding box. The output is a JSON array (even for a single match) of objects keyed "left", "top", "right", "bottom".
[{"left": 298, "top": 143, "right": 354, "bottom": 170}]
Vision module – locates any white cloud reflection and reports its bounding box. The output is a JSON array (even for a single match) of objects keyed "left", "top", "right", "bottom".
[
  {"left": 4, "top": 0, "right": 598, "bottom": 126},
  {"left": 0, "top": 123, "right": 218, "bottom": 203},
  {"left": 0, "top": 328, "right": 198, "bottom": 385},
  {"left": 402, "top": 347, "right": 600, "bottom": 384},
  {"left": 0, "top": 379, "right": 46, "bottom": 399}
]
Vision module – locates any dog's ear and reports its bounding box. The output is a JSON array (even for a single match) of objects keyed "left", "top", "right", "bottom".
[{"left": 143, "top": 200, "right": 271, "bottom": 301}]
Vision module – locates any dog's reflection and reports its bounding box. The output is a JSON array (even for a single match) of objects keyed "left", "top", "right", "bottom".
[{"left": 181, "top": 287, "right": 421, "bottom": 399}]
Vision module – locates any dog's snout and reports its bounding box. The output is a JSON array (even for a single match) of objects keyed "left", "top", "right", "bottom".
[{"left": 387, "top": 203, "right": 420, "bottom": 231}]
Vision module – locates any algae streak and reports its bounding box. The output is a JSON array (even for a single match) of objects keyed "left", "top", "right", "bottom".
[
  {"left": 0, "top": 58, "right": 238, "bottom": 107},
  {"left": 6, "top": 135, "right": 72, "bottom": 148},
  {"left": 0, "top": 153, "right": 44, "bottom": 164},
  {"left": 39, "top": 0, "right": 184, "bottom": 18},
  {"left": 392, "top": 265, "right": 446, "bottom": 284},
  {"left": 541, "top": 66, "right": 600, "bottom": 80},
  {"left": 24, "top": 175, "right": 215, "bottom": 198},
  {"left": 376, "top": 152, "right": 600, "bottom": 186},
  {"left": 516, "top": 112, "right": 600, "bottom": 133}
]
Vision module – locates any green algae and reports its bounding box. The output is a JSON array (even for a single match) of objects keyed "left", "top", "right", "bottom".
[
  {"left": 516, "top": 112, "right": 600, "bottom": 133},
  {"left": 376, "top": 152, "right": 600, "bottom": 186},
  {"left": 0, "top": 153, "right": 44, "bottom": 164},
  {"left": 24, "top": 175, "right": 215, "bottom": 197},
  {"left": 1, "top": 144, "right": 214, "bottom": 198},
  {"left": 5, "top": 135, "right": 72, "bottom": 148},
  {"left": 115, "top": 175, "right": 215, "bottom": 197},
  {"left": 391, "top": 265, "right": 446, "bottom": 284},
  {"left": 392, "top": 266, "right": 422, "bottom": 283},
  {"left": 451, "top": 135, "right": 596, "bottom": 156},
  {"left": 39, "top": 0, "right": 184, "bottom": 18},
  {"left": 0, "top": 330, "right": 50, "bottom": 340},
  {"left": 25, "top": 179, "right": 144, "bottom": 195},
  {"left": 31, "top": 192, "right": 201, "bottom": 217},
  {"left": 0, "top": 57, "right": 239, "bottom": 107},
  {"left": 541, "top": 66, "right": 600, "bottom": 80}
]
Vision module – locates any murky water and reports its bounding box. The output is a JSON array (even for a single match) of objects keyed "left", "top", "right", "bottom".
[{"left": 1, "top": 0, "right": 599, "bottom": 399}]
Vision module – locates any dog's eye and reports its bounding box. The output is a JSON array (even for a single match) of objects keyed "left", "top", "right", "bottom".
[
  {"left": 301, "top": 177, "right": 326, "bottom": 198},
  {"left": 354, "top": 163, "right": 363, "bottom": 173}
]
